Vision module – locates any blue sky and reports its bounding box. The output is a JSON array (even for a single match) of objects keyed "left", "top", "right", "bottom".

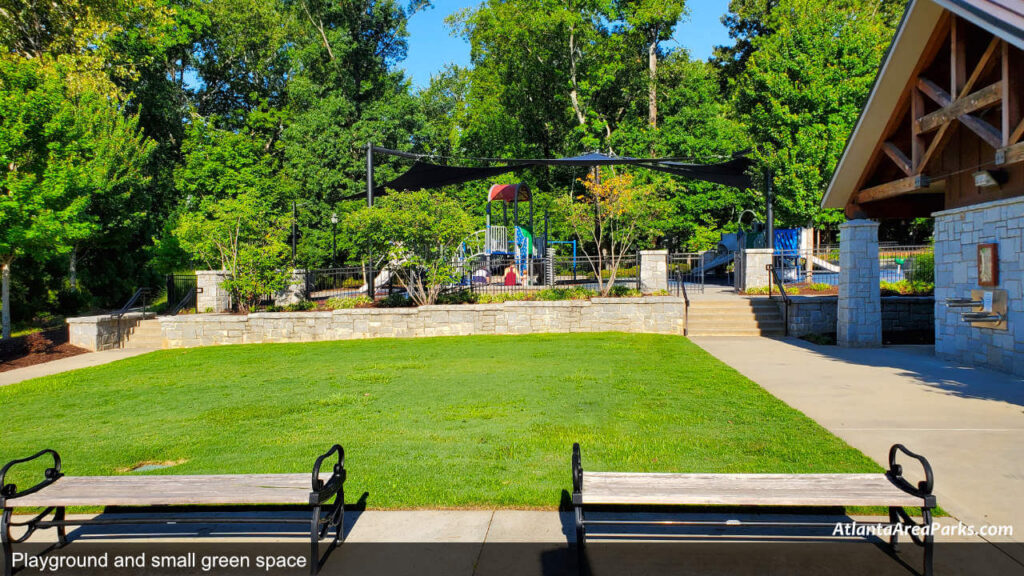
[{"left": 401, "top": 0, "right": 733, "bottom": 90}]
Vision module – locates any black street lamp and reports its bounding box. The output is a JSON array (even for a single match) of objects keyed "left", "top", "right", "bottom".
[{"left": 331, "top": 212, "right": 338, "bottom": 267}]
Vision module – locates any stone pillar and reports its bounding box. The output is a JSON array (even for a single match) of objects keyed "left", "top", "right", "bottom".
[
  {"left": 275, "top": 269, "right": 309, "bottom": 306},
  {"left": 739, "top": 248, "right": 773, "bottom": 292},
  {"left": 837, "top": 220, "right": 881, "bottom": 347},
  {"left": 639, "top": 249, "right": 668, "bottom": 293},
  {"left": 545, "top": 248, "right": 556, "bottom": 286},
  {"left": 196, "top": 270, "right": 232, "bottom": 313}
]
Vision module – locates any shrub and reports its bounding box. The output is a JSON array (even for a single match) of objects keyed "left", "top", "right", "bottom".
[
  {"left": 743, "top": 285, "right": 797, "bottom": 295},
  {"left": 880, "top": 280, "right": 934, "bottom": 296},
  {"left": 476, "top": 292, "right": 528, "bottom": 304},
  {"left": 651, "top": 289, "right": 671, "bottom": 296},
  {"left": 378, "top": 293, "right": 414, "bottom": 308},
  {"left": 805, "top": 283, "right": 835, "bottom": 292},
  {"left": 436, "top": 290, "right": 478, "bottom": 305},
  {"left": 25, "top": 332, "right": 53, "bottom": 354},
  {"left": 609, "top": 285, "right": 641, "bottom": 297},
  {"left": 908, "top": 252, "right": 935, "bottom": 283},
  {"left": 534, "top": 287, "right": 596, "bottom": 301},
  {"left": 326, "top": 296, "right": 373, "bottom": 309},
  {"left": 284, "top": 300, "right": 315, "bottom": 312}
]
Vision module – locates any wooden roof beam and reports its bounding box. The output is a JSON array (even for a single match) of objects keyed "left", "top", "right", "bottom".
[
  {"left": 916, "top": 81, "right": 1003, "bottom": 133},
  {"left": 855, "top": 174, "right": 935, "bottom": 204},
  {"left": 882, "top": 142, "right": 913, "bottom": 175}
]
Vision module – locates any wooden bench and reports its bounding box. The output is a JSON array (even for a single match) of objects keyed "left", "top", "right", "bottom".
[
  {"left": 571, "top": 443, "right": 936, "bottom": 575},
  {"left": 1, "top": 445, "right": 346, "bottom": 576}
]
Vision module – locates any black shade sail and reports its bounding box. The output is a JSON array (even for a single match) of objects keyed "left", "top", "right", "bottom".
[{"left": 341, "top": 148, "right": 755, "bottom": 200}]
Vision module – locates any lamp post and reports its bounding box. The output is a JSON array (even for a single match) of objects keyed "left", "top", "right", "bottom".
[{"left": 331, "top": 212, "right": 338, "bottom": 267}]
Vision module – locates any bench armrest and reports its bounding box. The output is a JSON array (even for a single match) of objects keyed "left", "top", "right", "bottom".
[
  {"left": 572, "top": 443, "right": 583, "bottom": 502},
  {"left": 0, "top": 449, "right": 63, "bottom": 507},
  {"left": 310, "top": 445, "right": 345, "bottom": 505},
  {"left": 887, "top": 444, "right": 934, "bottom": 501}
]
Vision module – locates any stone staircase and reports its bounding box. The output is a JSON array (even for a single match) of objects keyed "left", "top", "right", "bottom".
[
  {"left": 686, "top": 297, "right": 786, "bottom": 337},
  {"left": 123, "top": 318, "right": 164, "bottom": 349}
]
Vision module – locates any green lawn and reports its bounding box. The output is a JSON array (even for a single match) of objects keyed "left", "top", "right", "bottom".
[{"left": 0, "top": 333, "right": 880, "bottom": 508}]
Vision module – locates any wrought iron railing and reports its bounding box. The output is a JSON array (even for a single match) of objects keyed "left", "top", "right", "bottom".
[
  {"left": 766, "top": 264, "right": 790, "bottom": 337},
  {"left": 113, "top": 287, "right": 152, "bottom": 346}
]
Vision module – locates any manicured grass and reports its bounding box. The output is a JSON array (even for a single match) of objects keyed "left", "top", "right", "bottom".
[{"left": 0, "top": 333, "right": 880, "bottom": 508}]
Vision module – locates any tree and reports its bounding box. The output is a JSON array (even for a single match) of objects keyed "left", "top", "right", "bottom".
[
  {"left": 343, "top": 191, "right": 475, "bottom": 306},
  {"left": 556, "top": 170, "right": 667, "bottom": 295},
  {"left": 732, "top": 0, "right": 894, "bottom": 228},
  {"left": 0, "top": 56, "right": 153, "bottom": 338},
  {"left": 171, "top": 117, "right": 292, "bottom": 312}
]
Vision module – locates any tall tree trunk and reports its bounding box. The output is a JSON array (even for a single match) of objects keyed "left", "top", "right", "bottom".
[
  {"left": 648, "top": 38, "right": 658, "bottom": 128},
  {"left": 69, "top": 245, "right": 78, "bottom": 290},
  {"left": 568, "top": 29, "right": 587, "bottom": 126},
  {"left": 2, "top": 258, "right": 11, "bottom": 340}
]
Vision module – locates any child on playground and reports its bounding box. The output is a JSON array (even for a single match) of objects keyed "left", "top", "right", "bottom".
[{"left": 503, "top": 264, "right": 522, "bottom": 286}]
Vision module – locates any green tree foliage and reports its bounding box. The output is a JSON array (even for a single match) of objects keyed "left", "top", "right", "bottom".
[
  {"left": 343, "top": 190, "right": 474, "bottom": 305},
  {"left": 171, "top": 118, "right": 291, "bottom": 311},
  {"left": 557, "top": 170, "right": 668, "bottom": 295},
  {"left": 733, "top": 0, "right": 895, "bottom": 228},
  {"left": 0, "top": 56, "right": 154, "bottom": 337}
]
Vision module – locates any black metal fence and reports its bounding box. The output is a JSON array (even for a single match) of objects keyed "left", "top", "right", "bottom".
[
  {"left": 773, "top": 245, "right": 933, "bottom": 287},
  {"left": 165, "top": 274, "right": 198, "bottom": 315}
]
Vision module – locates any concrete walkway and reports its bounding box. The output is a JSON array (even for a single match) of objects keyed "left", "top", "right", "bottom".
[
  {"left": 0, "top": 347, "right": 157, "bottom": 387},
  {"left": 10, "top": 511, "right": 1017, "bottom": 575},
  {"left": 692, "top": 336, "right": 1024, "bottom": 559}
]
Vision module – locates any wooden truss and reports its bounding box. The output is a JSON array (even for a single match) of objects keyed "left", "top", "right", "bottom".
[{"left": 853, "top": 15, "right": 1024, "bottom": 207}]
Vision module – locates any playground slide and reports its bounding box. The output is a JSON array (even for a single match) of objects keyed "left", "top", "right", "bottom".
[
  {"left": 360, "top": 258, "right": 406, "bottom": 292},
  {"left": 690, "top": 251, "right": 734, "bottom": 275},
  {"left": 808, "top": 255, "right": 840, "bottom": 272}
]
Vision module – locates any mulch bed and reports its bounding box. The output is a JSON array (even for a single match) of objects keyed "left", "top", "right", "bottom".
[{"left": 0, "top": 327, "right": 90, "bottom": 373}]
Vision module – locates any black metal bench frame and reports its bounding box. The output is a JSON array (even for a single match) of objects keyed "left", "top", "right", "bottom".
[
  {"left": 1, "top": 445, "right": 346, "bottom": 576},
  {"left": 571, "top": 443, "right": 936, "bottom": 576}
]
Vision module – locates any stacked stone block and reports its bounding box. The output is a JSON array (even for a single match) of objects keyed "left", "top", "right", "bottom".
[
  {"left": 934, "top": 197, "right": 1024, "bottom": 375},
  {"left": 837, "top": 220, "right": 882, "bottom": 347}
]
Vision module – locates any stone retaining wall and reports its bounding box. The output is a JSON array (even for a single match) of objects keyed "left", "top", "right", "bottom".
[
  {"left": 66, "top": 312, "right": 147, "bottom": 351},
  {"left": 785, "top": 296, "right": 933, "bottom": 338},
  {"left": 159, "top": 297, "right": 685, "bottom": 348}
]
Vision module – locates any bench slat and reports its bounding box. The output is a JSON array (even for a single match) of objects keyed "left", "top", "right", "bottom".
[
  {"left": 9, "top": 474, "right": 332, "bottom": 508},
  {"left": 582, "top": 472, "right": 923, "bottom": 507}
]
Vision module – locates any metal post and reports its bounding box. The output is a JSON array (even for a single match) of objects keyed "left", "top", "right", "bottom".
[
  {"left": 366, "top": 143, "right": 375, "bottom": 298},
  {"left": 765, "top": 169, "right": 775, "bottom": 251},
  {"left": 331, "top": 212, "right": 338, "bottom": 268}
]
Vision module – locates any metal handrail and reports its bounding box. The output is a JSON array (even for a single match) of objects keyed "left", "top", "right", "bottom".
[
  {"left": 114, "top": 287, "right": 151, "bottom": 347},
  {"left": 169, "top": 287, "right": 202, "bottom": 316},
  {"left": 766, "top": 264, "right": 789, "bottom": 337},
  {"left": 679, "top": 275, "right": 690, "bottom": 336}
]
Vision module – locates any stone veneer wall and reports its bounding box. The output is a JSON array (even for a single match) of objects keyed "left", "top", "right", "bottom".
[
  {"left": 837, "top": 220, "right": 882, "bottom": 347},
  {"left": 785, "top": 296, "right": 933, "bottom": 338},
  {"left": 66, "top": 312, "right": 147, "bottom": 351},
  {"left": 934, "top": 196, "right": 1024, "bottom": 375},
  {"left": 159, "top": 296, "right": 685, "bottom": 348}
]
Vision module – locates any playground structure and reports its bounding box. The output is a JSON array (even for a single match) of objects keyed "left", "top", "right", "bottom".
[{"left": 457, "top": 183, "right": 545, "bottom": 288}]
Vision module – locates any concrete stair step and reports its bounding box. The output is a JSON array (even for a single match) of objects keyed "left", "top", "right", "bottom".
[{"left": 688, "top": 329, "right": 785, "bottom": 336}]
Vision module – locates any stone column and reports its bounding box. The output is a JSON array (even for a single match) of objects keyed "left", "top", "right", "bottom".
[
  {"left": 275, "top": 269, "right": 309, "bottom": 306},
  {"left": 837, "top": 219, "right": 881, "bottom": 347},
  {"left": 639, "top": 249, "right": 668, "bottom": 293},
  {"left": 739, "top": 248, "right": 773, "bottom": 292},
  {"left": 196, "top": 270, "right": 232, "bottom": 313}
]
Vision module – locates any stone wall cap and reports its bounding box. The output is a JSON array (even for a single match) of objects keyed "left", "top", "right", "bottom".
[
  {"left": 162, "top": 313, "right": 248, "bottom": 322},
  {"left": 639, "top": 249, "right": 669, "bottom": 255},
  {"left": 788, "top": 295, "right": 839, "bottom": 302},
  {"left": 195, "top": 270, "right": 230, "bottom": 275},
  {"left": 332, "top": 307, "right": 417, "bottom": 315},
  {"left": 880, "top": 295, "right": 935, "bottom": 303},
  {"left": 839, "top": 219, "right": 880, "bottom": 227},
  {"left": 741, "top": 248, "right": 774, "bottom": 254},
  {"left": 66, "top": 312, "right": 149, "bottom": 323},
  {"left": 503, "top": 300, "right": 586, "bottom": 307},
  {"left": 931, "top": 194, "right": 1024, "bottom": 218},
  {"left": 249, "top": 311, "right": 332, "bottom": 319}
]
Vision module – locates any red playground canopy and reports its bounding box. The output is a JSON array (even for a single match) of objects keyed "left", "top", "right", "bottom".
[{"left": 488, "top": 183, "right": 531, "bottom": 203}]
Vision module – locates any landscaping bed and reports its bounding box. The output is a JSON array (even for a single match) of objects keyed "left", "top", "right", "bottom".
[
  {"left": 0, "top": 333, "right": 879, "bottom": 509},
  {"left": 0, "top": 327, "right": 89, "bottom": 373}
]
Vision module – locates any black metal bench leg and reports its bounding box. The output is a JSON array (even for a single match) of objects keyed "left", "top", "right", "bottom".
[
  {"left": 309, "top": 505, "right": 321, "bottom": 576},
  {"left": 922, "top": 507, "right": 934, "bottom": 576},
  {"left": 2, "top": 508, "right": 13, "bottom": 576},
  {"left": 888, "top": 506, "right": 900, "bottom": 552},
  {"left": 55, "top": 508, "right": 67, "bottom": 548}
]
